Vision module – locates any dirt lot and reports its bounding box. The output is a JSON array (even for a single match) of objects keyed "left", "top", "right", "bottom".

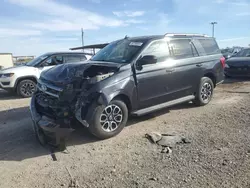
[{"left": 1, "top": 79, "right": 250, "bottom": 188}]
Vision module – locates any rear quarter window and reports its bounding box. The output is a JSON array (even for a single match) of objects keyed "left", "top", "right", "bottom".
[{"left": 193, "top": 38, "right": 220, "bottom": 56}]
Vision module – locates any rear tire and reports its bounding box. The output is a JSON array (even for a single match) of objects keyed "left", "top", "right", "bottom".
[
  {"left": 17, "top": 79, "right": 36, "bottom": 98},
  {"left": 87, "top": 100, "right": 128, "bottom": 139},
  {"left": 194, "top": 77, "right": 214, "bottom": 106}
]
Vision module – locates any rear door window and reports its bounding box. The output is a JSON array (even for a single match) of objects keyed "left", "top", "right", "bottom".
[
  {"left": 141, "top": 40, "right": 170, "bottom": 63},
  {"left": 194, "top": 38, "right": 220, "bottom": 55},
  {"left": 64, "top": 54, "right": 87, "bottom": 63},
  {"left": 54, "top": 56, "right": 63, "bottom": 64},
  {"left": 168, "top": 39, "right": 198, "bottom": 59}
]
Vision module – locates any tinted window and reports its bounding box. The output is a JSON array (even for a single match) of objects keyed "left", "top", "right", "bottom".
[
  {"left": 196, "top": 38, "right": 220, "bottom": 55},
  {"left": 234, "top": 49, "right": 250, "bottom": 57},
  {"left": 42, "top": 55, "right": 63, "bottom": 66},
  {"left": 80, "top": 55, "right": 87, "bottom": 61},
  {"left": 168, "top": 39, "right": 198, "bottom": 59},
  {"left": 65, "top": 55, "right": 87, "bottom": 63},
  {"left": 141, "top": 40, "right": 169, "bottom": 63},
  {"left": 54, "top": 56, "right": 63, "bottom": 64}
]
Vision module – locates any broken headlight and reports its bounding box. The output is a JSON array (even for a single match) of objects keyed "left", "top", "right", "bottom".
[{"left": 66, "top": 84, "right": 73, "bottom": 91}]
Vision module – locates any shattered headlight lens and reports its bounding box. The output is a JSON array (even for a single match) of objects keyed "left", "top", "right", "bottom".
[
  {"left": 60, "top": 83, "right": 74, "bottom": 100},
  {"left": 66, "top": 84, "right": 73, "bottom": 91}
]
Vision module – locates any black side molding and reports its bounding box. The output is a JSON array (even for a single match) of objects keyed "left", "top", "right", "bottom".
[{"left": 131, "top": 95, "right": 195, "bottom": 116}]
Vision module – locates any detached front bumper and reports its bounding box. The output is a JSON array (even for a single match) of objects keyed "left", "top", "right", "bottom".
[{"left": 30, "top": 95, "right": 74, "bottom": 147}]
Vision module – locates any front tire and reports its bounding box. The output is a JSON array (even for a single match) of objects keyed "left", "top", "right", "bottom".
[
  {"left": 17, "top": 79, "right": 36, "bottom": 98},
  {"left": 194, "top": 77, "right": 214, "bottom": 106},
  {"left": 88, "top": 100, "right": 128, "bottom": 139}
]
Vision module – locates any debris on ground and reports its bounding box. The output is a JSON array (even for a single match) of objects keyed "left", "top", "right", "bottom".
[
  {"left": 68, "top": 179, "right": 79, "bottom": 188},
  {"left": 66, "top": 167, "right": 79, "bottom": 188},
  {"left": 145, "top": 132, "right": 162, "bottom": 143},
  {"left": 149, "top": 177, "right": 158, "bottom": 181},
  {"left": 50, "top": 152, "right": 57, "bottom": 161},
  {"left": 145, "top": 132, "right": 191, "bottom": 153},
  {"left": 161, "top": 146, "right": 172, "bottom": 154}
]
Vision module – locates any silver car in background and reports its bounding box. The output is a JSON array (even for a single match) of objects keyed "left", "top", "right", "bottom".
[{"left": 0, "top": 52, "right": 90, "bottom": 97}]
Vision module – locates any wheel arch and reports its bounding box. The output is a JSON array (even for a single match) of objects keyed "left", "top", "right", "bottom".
[
  {"left": 14, "top": 76, "right": 38, "bottom": 90},
  {"left": 112, "top": 94, "right": 132, "bottom": 112},
  {"left": 83, "top": 91, "right": 132, "bottom": 123},
  {"left": 203, "top": 72, "right": 216, "bottom": 88}
]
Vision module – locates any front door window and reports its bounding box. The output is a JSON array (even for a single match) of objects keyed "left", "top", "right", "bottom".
[{"left": 42, "top": 56, "right": 63, "bottom": 66}]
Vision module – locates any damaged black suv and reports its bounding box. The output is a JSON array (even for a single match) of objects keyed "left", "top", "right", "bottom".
[{"left": 30, "top": 33, "right": 225, "bottom": 146}]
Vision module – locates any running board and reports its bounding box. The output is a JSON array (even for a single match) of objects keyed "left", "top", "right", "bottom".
[{"left": 132, "top": 95, "right": 195, "bottom": 116}]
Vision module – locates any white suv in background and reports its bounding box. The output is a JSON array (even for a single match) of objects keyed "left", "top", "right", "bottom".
[{"left": 0, "top": 52, "right": 91, "bottom": 97}]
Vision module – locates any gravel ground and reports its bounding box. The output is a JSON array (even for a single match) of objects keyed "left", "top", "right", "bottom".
[{"left": 0, "top": 79, "right": 250, "bottom": 188}]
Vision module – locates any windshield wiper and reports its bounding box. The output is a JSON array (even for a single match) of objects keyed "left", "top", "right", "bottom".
[
  {"left": 91, "top": 59, "right": 107, "bottom": 62},
  {"left": 91, "top": 59, "right": 117, "bottom": 63}
]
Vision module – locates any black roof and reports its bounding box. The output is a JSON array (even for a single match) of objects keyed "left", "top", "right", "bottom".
[
  {"left": 70, "top": 34, "right": 210, "bottom": 51},
  {"left": 112, "top": 34, "right": 210, "bottom": 41},
  {"left": 125, "top": 35, "right": 164, "bottom": 40}
]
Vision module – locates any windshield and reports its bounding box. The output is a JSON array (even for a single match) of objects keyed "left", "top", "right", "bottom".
[
  {"left": 26, "top": 54, "right": 49, "bottom": 66},
  {"left": 91, "top": 39, "right": 145, "bottom": 64},
  {"left": 234, "top": 49, "right": 250, "bottom": 57}
]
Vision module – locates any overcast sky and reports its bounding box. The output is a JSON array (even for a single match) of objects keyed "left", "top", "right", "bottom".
[{"left": 0, "top": 0, "right": 250, "bottom": 56}]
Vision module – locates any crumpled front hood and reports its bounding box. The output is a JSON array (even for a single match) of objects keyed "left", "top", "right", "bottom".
[{"left": 40, "top": 61, "right": 121, "bottom": 84}]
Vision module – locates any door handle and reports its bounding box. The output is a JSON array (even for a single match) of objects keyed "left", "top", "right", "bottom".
[
  {"left": 196, "top": 64, "right": 202, "bottom": 67},
  {"left": 165, "top": 68, "right": 175, "bottom": 73}
]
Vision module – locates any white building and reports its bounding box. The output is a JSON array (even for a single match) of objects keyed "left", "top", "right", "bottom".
[{"left": 0, "top": 53, "right": 14, "bottom": 70}]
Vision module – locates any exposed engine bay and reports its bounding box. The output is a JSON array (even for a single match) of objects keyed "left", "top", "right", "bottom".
[
  {"left": 36, "top": 64, "right": 117, "bottom": 117},
  {"left": 89, "top": 72, "right": 114, "bottom": 84}
]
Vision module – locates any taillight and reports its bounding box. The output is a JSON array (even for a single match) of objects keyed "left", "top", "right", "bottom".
[{"left": 220, "top": 57, "right": 226, "bottom": 68}]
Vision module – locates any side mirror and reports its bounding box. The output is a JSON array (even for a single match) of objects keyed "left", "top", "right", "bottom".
[{"left": 136, "top": 55, "right": 157, "bottom": 69}]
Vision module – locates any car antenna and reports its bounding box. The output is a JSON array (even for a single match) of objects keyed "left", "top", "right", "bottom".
[{"left": 124, "top": 35, "right": 129, "bottom": 39}]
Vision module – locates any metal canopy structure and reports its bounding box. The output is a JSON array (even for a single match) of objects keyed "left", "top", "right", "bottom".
[{"left": 70, "top": 43, "right": 109, "bottom": 54}]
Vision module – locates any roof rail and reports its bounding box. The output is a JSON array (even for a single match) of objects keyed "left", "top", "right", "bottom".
[{"left": 165, "top": 33, "right": 209, "bottom": 37}]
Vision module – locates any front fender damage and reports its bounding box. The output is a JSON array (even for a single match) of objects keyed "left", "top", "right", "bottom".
[
  {"left": 75, "top": 92, "right": 109, "bottom": 128},
  {"left": 30, "top": 63, "right": 120, "bottom": 150},
  {"left": 31, "top": 91, "right": 108, "bottom": 150}
]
